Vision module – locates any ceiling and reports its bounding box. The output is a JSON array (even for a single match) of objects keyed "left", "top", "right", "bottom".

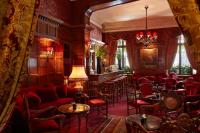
[{"left": 90, "top": 0, "right": 178, "bottom": 32}]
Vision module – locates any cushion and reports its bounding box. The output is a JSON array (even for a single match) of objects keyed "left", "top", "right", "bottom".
[
  {"left": 31, "top": 120, "right": 59, "bottom": 132},
  {"left": 36, "top": 85, "right": 58, "bottom": 103},
  {"left": 26, "top": 92, "right": 41, "bottom": 109},
  {"left": 15, "top": 95, "right": 23, "bottom": 107},
  {"left": 136, "top": 100, "right": 149, "bottom": 105},
  {"left": 89, "top": 99, "right": 106, "bottom": 105},
  {"left": 56, "top": 85, "right": 67, "bottom": 98},
  {"left": 193, "top": 74, "right": 200, "bottom": 82}
]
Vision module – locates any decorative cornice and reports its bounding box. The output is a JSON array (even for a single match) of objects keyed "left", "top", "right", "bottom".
[
  {"left": 102, "top": 16, "right": 178, "bottom": 33},
  {"left": 90, "top": 20, "right": 102, "bottom": 29},
  {"left": 38, "top": 14, "right": 64, "bottom": 25}
]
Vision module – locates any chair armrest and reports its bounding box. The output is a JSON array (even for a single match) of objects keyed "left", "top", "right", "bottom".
[
  {"left": 30, "top": 106, "right": 57, "bottom": 118},
  {"left": 32, "top": 114, "right": 66, "bottom": 121},
  {"left": 30, "top": 106, "right": 57, "bottom": 114},
  {"left": 82, "top": 93, "right": 89, "bottom": 98},
  {"left": 98, "top": 92, "right": 109, "bottom": 101},
  {"left": 185, "top": 100, "right": 200, "bottom": 112}
]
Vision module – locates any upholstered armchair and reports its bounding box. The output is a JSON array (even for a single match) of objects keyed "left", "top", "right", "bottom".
[
  {"left": 161, "top": 92, "right": 183, "bottom": 120},
  {"left": 10, "top": 95, "right": 66, "bottom": 133},
  {"left": 185, "top": 100, "right": 200, "bottom": 118}
]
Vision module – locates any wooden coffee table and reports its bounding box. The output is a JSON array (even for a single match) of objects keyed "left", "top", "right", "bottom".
[
  {"left": 126, "top": 114, "right": 162, "bottom": 131},
  {"left": 58, "top": 103, "right": 90, "bottom": 133}
]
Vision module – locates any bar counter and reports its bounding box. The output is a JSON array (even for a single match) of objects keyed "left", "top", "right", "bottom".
[{"left": 89, "top": 71, "right": 123, "bottom": 85}]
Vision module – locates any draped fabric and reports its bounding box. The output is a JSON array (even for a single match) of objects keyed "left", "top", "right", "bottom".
[
  {"left": 185, "top": 43, "right": 197, "bottom": 69},
  {"left": 126, "top": 38, "right": 135, "bottom": 70},
  {"left": 0, "top": 0, "right": 40, "bottom": 129},
  {"left": 168, "top": 0, "right": 200, "bottom": 71},
  {"left": 108, "top": 40, "right": 117, "bottom": 65},
  {"left": 165, "top": 35, "right": 178, "bottom": 69}
]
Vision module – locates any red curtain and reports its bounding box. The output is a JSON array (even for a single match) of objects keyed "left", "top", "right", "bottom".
[
  {"left": 108, "top": 40, "right": 117, "bottom": 65},
  {"left": 185, "top": 43, "right": 197, "bottom": 69},
  {"left": 165, "top": 35, "right": 178, "bottom": 69},
  {"left": 126, "top": 38, "right": 136, "bottom": 70}
]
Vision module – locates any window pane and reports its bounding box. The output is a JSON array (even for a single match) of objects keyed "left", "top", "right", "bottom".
[
  {"left": 181, "top": 45, "right": 190, "bottom": 66},
  {"left": 173, "top": 46, "right": 179, "bottom": 67},
  {"left": 115, "top": 40, "right": 129, "bottom": 69},
  {"left": 171, "top": 34, "right": 191, "bottom": 75}
]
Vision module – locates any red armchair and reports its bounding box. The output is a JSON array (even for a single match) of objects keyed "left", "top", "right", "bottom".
[
  {"left": 165, "top": 78, "right": 177, "bottom": 91},
  {"left": 9, "top": 95, "right": 66, "bottom": 133}
]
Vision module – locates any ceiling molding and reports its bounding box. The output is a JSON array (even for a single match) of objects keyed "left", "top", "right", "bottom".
[
  {"left": 102, "top": 16, "right": 178, "bottom": 33},
  {"left": 90, "top": 20, "right": 102, "bottom": 29}
]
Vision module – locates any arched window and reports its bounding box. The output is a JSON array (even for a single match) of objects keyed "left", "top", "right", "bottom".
[
  {"left": 171, "top": 34, "right": 192, "bottom": 75},
  {"left": 115, "top": 39, "right": 130, "bottom": 69}
]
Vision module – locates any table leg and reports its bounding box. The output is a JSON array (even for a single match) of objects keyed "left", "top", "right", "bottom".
[
  {"left": 78, "top": 114, "right": 81, "bottom": 133},
  {"left": 86, "top": 113, "right": 88, "bottom": 131}
]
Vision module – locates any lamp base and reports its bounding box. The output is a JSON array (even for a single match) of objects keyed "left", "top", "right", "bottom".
[{"left": 74, "top": 81, "right": 83, "bottom": 91}]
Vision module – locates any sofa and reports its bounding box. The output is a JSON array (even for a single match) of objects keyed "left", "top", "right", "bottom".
[
  {"left": 7, "top": 84, "right": 74, "bottom": 133},
  {"left": 16, "top": 83, "right": 74, "bottom": 110}
]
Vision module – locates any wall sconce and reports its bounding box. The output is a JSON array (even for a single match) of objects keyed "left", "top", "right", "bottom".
[{"left": 47, "top": 47, "right": 54, "bottom": 57}]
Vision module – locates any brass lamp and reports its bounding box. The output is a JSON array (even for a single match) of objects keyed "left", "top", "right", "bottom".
[{"left": 69, "top": 65, "right": 88, "bottom": 93}]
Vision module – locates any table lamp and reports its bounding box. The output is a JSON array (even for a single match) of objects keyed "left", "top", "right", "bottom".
[{"left": 69, "top": 65, "right": 88, "bottom": 94}]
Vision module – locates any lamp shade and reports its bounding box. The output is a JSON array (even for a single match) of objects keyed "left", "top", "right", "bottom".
[{"left": 69, "top": 65, "right": 88, "bottom": 81}]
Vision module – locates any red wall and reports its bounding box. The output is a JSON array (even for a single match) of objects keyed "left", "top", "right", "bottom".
[
  {"left": 23, "top": 0, "right": 73, "bottom": 87},
  {"left": 103, "top": 27, "right": 181, "bottom": 75}
]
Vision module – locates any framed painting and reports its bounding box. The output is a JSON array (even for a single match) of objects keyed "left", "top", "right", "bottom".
[{"left": 140, "top": 48, "right": 158, "bottom": 68}]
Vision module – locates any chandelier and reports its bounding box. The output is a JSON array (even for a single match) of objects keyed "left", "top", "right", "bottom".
[{"left": 136, "top": 6, "right": 158, "bottom": 47}]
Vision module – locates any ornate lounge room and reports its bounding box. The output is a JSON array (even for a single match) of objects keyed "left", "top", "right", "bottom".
[{"left": 0, "top": 0, "right": 200, "bottom": 133}]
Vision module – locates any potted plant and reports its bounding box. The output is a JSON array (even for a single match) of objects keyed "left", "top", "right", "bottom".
[{"left": 95, "top": 46, "right": 106, "bottom": 74}]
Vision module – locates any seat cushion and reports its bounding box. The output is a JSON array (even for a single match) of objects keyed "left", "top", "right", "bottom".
[
  {"left": 89, "top": 99, "right": 105, "bottom": 105},
  {"left": 56, "top": 85, "right": 67, "bottom": 98},
  {"left": 36, "top": 86, "right": 58, "bottom": 103},
  {"left": 137, "top": 100, "right": 149, "bottom": 105},
  {"left": 31, "top": 120, "right": 59, "bottom": 132}
]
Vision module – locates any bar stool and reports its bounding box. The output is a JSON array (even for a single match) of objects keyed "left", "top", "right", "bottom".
[{"left": 103, "top": 81, "right": 115, "bottom": 106}]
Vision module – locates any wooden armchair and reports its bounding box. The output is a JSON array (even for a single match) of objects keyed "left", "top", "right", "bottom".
[
  {"left": 82, "top": 82, "right": 108, "bottom": 118},
  {"left": 161, "top": 92, "right": 183, "bottom": 119},
  {"left": 127, "top": 88, "right": 149, "bottom": 115}
]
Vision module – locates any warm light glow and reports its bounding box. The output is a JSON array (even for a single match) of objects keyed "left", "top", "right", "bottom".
[
  {"left": 39, "top": 37, "right": 54, "bottom": 46},
  {"left": 47, "top": 47, "right": 54, "bottom": 55},
  {"left": 69, "top": 66, "right": 88, "bottom": 81},
  {"left": 69, "top": 65, "right": 88, "bottom": 90},
  {"left": 193, "top": 69, "right": 197, "bottom": 75}
]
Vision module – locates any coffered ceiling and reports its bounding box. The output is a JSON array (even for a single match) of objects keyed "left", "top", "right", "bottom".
[{"left": 90, "top": 0, "right": 178, "bottom": 32}]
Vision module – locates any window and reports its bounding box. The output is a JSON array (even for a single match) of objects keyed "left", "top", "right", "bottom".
[
  {"left": 115, "top": 39, "right": 130, "bottom": 69},
  {"left": 171, "top": 34, "right": 192, "bottom": 75}
]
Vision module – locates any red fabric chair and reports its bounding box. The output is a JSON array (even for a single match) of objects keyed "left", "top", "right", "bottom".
[
  {"left": 127, "top": 89, "right": 150, "bottom": 115},
  {"left": 83, "top": 82, "right": 108, "bottom": 118},
  {"left": 10, "top": 95, "right": 66, "bottom": 133},
  {"left": 139, "top": 83, "right": 154, "bottom": 98},
  {"left": 185, "top": 100, "right": 200, "bottom": 118},
  {"left": 165, "top": 78, "right": 177, "bottom": 90},
  {"left": 137, "top": 77, "right": 151, "bottom": 85}
]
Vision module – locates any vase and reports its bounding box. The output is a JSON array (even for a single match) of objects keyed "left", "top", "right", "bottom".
[
  {"left": 97, "top": 57, "right": 101, "bottom": 74},
  {"left": 118, "top": 59, "right": 122, "bottom": 70}
]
